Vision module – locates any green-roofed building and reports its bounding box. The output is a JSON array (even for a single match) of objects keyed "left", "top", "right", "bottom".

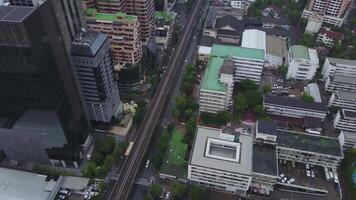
[
  {"left": 199, "top": 44, "right": 265, "bottom": 113},
  {"left": 85, "top": 8, "right": 143, "bottom": 66}
]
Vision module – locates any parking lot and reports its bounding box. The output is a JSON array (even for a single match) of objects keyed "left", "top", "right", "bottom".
[{"left": 274, "top": 160, "right": 341, "bottom": 200}]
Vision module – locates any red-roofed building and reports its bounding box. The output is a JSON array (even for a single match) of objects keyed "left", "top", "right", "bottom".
[{"left": 316, "top": 27, "right": 345, "bottom": 48}]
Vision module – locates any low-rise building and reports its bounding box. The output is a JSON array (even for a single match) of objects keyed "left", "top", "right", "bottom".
[
  {"left": 304, "top": 83, "right": 322, "bottom": 103},
  {"left": 338, "top": 130, "right": 356, "bottom": 150},
  {"left": 287, "top": 45, "right": 319, "bottom": 81},
  {"left": 328, "top": 90, "right": 356, "bottom": 112},
  {"left": 155, "top": 11, "right": 177, "bottom": 49},
  {"left": 325, "top": 74, "right": 356, "bottom": 92},
  {"left": 199, "top": 59, "right": 234, "bottom": 113},
  {"left": 261, "top": 17, "right": 289, "bottom": 30},
  {"left": 251, "top": 144, "right": 278, "bottom": 195},
  {"left": 264, "top": 95, "right": 327, "bottom": 119},
  {"left": 266, "top": 35, "right": 288, "bottom": 67},
  {"left": 215, "top": 15, "right": 243, "bottom": 45},
  {"left": 334, "top": 109, "right": 356, "bottom": 134},
  {"left": 322, "top": 57, "right": 356, "bottom": 79},
  {"left": 188, "top": 126, "right": 254, "bottom": 194},
  {"left": 85, "top": 8, "right": 143, "bottom": 67},
  {"left": 276, "top": 130, "right": 343, "bottom": 169},
  {"left": 255, "top": 120, "right": 277, "bottom": 143},
  {"left": 316, "top": 27, "right": 344, "bottom": 48},
  {"left": 241, "top": 29, "right": 266, "bottom": 59}
]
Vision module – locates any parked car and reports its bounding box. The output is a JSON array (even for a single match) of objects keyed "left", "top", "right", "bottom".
[
  {"left": 282, "top": 177, "right": 288, "bottom": 183},
  {"left": 279, "top": 173, "right": 285, "bottom": 179},
  {"left": 165, "top": 191, "right": 171, "bottom": 199},
  {"left": 287, "top": 178, "right": 295, "bottom": 184},
  {"left": 145, "top": 160, "right": 150, "bottom": 168},
  {"left": 311, "top": 170, "right": 315, "bottom": 178},
  {"left": 306, "top": 170, "right": 311, "bottom": 177}
]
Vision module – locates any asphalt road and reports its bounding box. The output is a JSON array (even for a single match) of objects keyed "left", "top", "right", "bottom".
[{"left": 107, "top": 0, "right": 204, "bottom": 199}]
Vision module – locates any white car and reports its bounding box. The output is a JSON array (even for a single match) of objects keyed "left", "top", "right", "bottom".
[
  {"left": 165, "top": 191, "right": 171, "bottom": 199},
  {"left": 334, "top": 175, "right": 339, "bottom": 183},
  {"left": 306, "top": 164, "right": 310, "bottom": 169},
  {"left": 279, "top": 173, "right": 285, "bottom": 179},
  {"left": 281, "top": 177, "right": 288, "bottom": 183},
  {"left": 311, "top": 170, "right": 315, "bottom": 178},
  {"left": 145, "top": 160, "right": 150, "bottom": 168},
  {"left": 306, "top": 170, "right": 311, "bottom": 177},
  {"left": 287, "top": 178, "right": 295, "bottom": 184}
]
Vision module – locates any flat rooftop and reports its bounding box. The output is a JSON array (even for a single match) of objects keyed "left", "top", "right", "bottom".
[
  {"left": 264, "top": 95, "right": 327, "bottom": 112},
  {"left": 253, "top": 144, "right": 278, "bottom": 176},
  {"left": 327, "top": 57, "right": 356, "bottom": 67},
  {"left": 201, "top": 56, "right": 227, "bottom": 92},
  {"left": 0, "top": 6, "right": 35, "bottom": 22},
  {"left": 257, "top": 120, "right": 277, "bottom": 135},
  {"left": 276, "top": 130, "right": 343, "bottom": 157},
  {"left": 290, "top": 45, "right": 309, "bottom": 60},
  {"left": 337, "top": 91, "right": 356, "bottom": 101},
  {"left": 341, "top": 109, "right": 356, "bottom": 120},
  {"left": 211, "top": 44, "right": 265, "bottom": 61},
  {"left": 0, "top": 168, "right": 58, "bottom": 200},
  {"left": 85, "top": 8, "right": 137, "bottom": 22},
  {"left": 190, "top": 126, "right": 253, "bottom": 175},
  {"left": 333, "top": 74, "right": 356, "bottom": 84}
]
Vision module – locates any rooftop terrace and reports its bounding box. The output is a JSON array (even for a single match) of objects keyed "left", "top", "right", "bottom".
[{"left": 85, "top": 8, "right": 137, "bottom": 22}]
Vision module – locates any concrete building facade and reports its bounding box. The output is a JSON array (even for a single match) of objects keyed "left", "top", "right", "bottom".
[
  {"left": 71, "top": 31, "right": 123, "bottom": 123},
  {"left": 287, "top": 45, "right": 319, "bottom": 81},
  {"left": 85, "top": 8, "right": 143, "bottom": 67}
]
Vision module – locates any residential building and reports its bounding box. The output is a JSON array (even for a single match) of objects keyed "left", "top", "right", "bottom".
[
  {"left": 264, "top": 95, "right": 327, "bottom": 119},
  {"left": 338, "top": 130, "right": 356, "bottom": 150},
  {"left": 84, "top": 0, "right": 155, "bottom": 44},
  {"left": 334, "top": 109, "right": 356, "bottom": 134},
  {"left": 266, "top": 35, "right": 288, "bottom": 67},
  {"left": 304, "top": 83, "right": 322, "bottom": 103},
  {"left": 85, "top": 8, "right": 143, "bottom": 67},
  {"left": 325, "top": 74, "right": 356, "bottom": 92},
  {"left": 122, "top": 0, "right": 155, "bottom": 44},
  {"left": 198, "top": 46, "right": 212, "bottom": 62},
  {"left": 71, "top": 31, "right": 123, "bottom": 123},
  {"left": 215, "top": 15, "right": 243, "bottom": 45},
  {"left": 0, "top": 2, "right": 90, "bottom": 166},
  {"left": 276, "top": 130, "right": 343, "bottom": 169},
  {"left": 287, "top": 45, "right": 319, "bottom": 81},
  {"left": 322, "top": 57, "right": 356, "bottom": 79},
  {"left": 155, "top": 11, "right": 177, "bottom": 49},
  {"left": 241, "top": 29, "right": 266, "bottom": 59},
  {"left": 334, "top": 109, "right": 356, "bottom": 150},
  {"left": 305, "top": 13, "right": 323, "bottom": 34},
  {"left": 261, "top": 17, "right": 289, "bottom": 30},
  {"left": 188, "top": 126, "right": 254, "bottom": 194},
  {"left": 199, "top": 59, "right": 234, "bottom": 113},
  {"left": 302, "top": 0, "right": 352, "bottom": 26},
  {"left": 316, "top": 27, "right": 344, "bottom": 48},
  {"left": 328, "top": 90, "right": 356, "bottom": 112},
  {"left": 0, "top": 167, "right": 63, "bottom": 200}
]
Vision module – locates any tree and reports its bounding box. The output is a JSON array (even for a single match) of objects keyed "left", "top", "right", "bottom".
[
  {"left": 134, "top": 100, "right": 147, "bottom": 124},
  {"left": 239, "top": 79, "right": 258, "bottom": 91},
  {"left": 263, "top": 85, "right": 272, "bottom": 94},
  {"left": 352, "top": 17, "right": 356, "bottom": 28},
  {"left": 200, "top": 111, "right": 231, "bottom": 126},
  {"left": 234, "top": 94, "right": 248, "bottom": 112},
  {"left": 277, "top": 65, "right": 288, "bottom": 76},
  {"left": 171, "top": 183, "right": 187, "bottom": 199},
  {"left": 81, "top": 162, "right": 97, "bottom": 178},
  {"left": 149, "top": 184, "right": 162, "bottom": 198},
  {"left": 189, "top": 186, "right": 207, "bottom": 200},
  {"left": 173, "top": 96, "right": 198, "bottom": 121},
  {"left": 299, "top": 33, "right": 315, "bottom": 47},
  {"left": 302, "top": 93, "right": 315, "bottom": 102},
  {"left": 244, "top": 90, "right": 263, "bottom": 108},
  {"left": 186, "top": 117, "right": 196, "bottom": 135}
]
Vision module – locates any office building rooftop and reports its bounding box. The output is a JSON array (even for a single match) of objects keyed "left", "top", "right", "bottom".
[
  {"left": 0, "top": 168, "right": 60, "bottom": 200},
  {"left": 190, "top": 127, "right": 253, "bottom": 175},
  {"left": 0, "top": 5, "right": 35, "bottom": 22},
  {"left": 276, "top": 130, "right": 343, "bottom": 157},
  {"left": 85, "top": 8, "right": 137, "bottom": 22},
  {"left": 201, "top": 57, "right": 227, "bottom": 92},
  {"left": 211, "top": 44, "right": 265, "bottom": 60},
  {"left": 257, "top": 120, "right": 277, "bottom": 135},
  {"left": 264, "top": 95, "right": 327, "bottom": 111},
  {"left": 290, "top": 45, "right": 309, "bottom": 60},
  {"left": 72, "top": 31, "right": 108, "bottom": 56},
  {"left": 253, "top": 144, "right": 278, "bottom": 176}
]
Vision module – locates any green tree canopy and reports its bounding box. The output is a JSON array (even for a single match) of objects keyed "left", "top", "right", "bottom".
[
  {"left": 200, "top": 111, "right": 231, "bottom": 126},
  {"left": 189, "top": 186, "right": 207, "bottom": 200},
  {"left": 149, "top": 184, "right": 162, "bottom": 198},
  {"left": 171, "top": 183, "right": 187, "bottom": 199},
  {"left": 263, "top": 85, "right": 272, "bottom": 94},
  {"left": 239, "top": 79, "right": 258, "bottom": 92},
  {"left": 302, "top": 93, "right": 315, "bottom": 102},
  {"left": 299, "top": 33, "right": 315, "bottom": 47}
]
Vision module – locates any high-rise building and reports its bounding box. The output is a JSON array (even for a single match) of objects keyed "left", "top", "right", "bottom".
[
  {"left": 0, "top": 1, "right": 90, "bottom": 167},
  {"left": 72, "top": 31, "right": 123, "bottom": 122},
  {"left": 85, "top": 8, "right": 143, "bottom": 66},
  {"left": 302, "top": 0, "right": 352, "bottom": 26},
  {"left": 125, "top": 0, "right": 155, "bottom": 44},
  {"left": 83, "top": 0, "right": 155, "bottom": 44},
  {"left": 287, "top": 45, "right": 319, "bottom": 81}
]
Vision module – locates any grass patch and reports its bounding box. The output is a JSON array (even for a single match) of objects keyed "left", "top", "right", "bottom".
[{"left": 160, "top": 130, "right": 188, "bottom": 179}]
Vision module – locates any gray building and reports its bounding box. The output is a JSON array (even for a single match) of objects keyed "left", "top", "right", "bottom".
[{"left": 72, "top": 31, "right": 123, "bottom": 123}]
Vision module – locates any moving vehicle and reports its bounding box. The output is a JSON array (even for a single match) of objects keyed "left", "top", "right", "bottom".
[
  {"left": 145, "top": 160, "right": 150, "bottom": 168},
  {"left": 124, "top": 142, "right": 134, "bottom": 157}
]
